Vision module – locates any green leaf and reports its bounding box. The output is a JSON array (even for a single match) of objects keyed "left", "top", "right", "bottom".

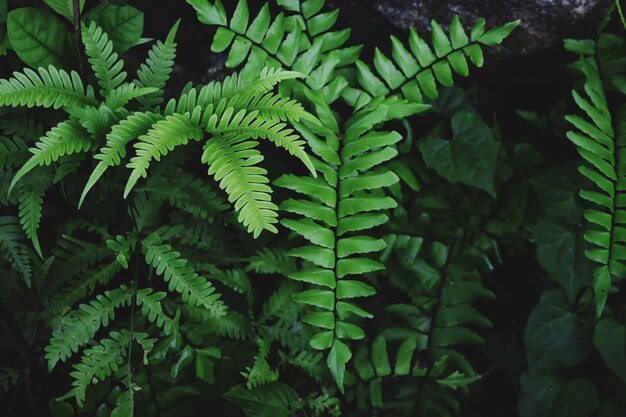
[
  {"left": 327, "top": 340, "right": 351, "bottom": 392},
  {"left": 7, "top": 8, "right": 73, "bottom": 69},
  {"left": 594, "top": 319, "right": 626, "bottom": 384},
  {"left": 419, "top": 112, "right": 499, "bottom": 195},
  {"left": 224, "top": 382, "right": 300, "bottom": 417},
  {"left": 187, "top": 0, "right": 227, "bottom": 26},
  {"left": 519, "top": 373, "right": 598, "bottom": 417},
  {"left": 524, "top": 290, "right": 593, "bottom": 374},
  {"left": 83, "top": 5, "right": 143, "bottom": 54},
  {"left": 478, "top": 20, "right": 521, "bottom": 46},
  {"left": 230, "top": 0, "right": 249, "bottom": 34},
  {"left": 43, "top": 0, "right": 86, "bottom": 21},
  {"left": 533, "top": 219, "right": 591, "bottom": 300}
]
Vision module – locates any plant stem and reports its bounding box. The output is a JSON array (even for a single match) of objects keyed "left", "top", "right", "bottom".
[{"left": 73, "top": 0, "right": 85, "bottom": 79}]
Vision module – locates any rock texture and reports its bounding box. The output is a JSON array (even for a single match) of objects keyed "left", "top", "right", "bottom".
[{"left": 334, "top": 0, "right": 612, "bottom": 58}]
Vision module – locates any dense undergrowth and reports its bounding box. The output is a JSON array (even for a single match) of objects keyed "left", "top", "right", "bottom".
[{"left": 1, "top": 0, "right": 625, "bottom": 416}]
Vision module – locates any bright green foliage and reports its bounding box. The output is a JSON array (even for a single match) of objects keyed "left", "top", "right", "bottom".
[
  {"left": 564, "top": 37, "right": 626, "bottom": 317},
  {"left": 275, "top": 98, "right": 426, "bottom": 390},
  {"left": 0, "top": 66, "right": 96, "bottom": 109},
  {"left": 352, "top": 17, "right": 519, "bottom": 105},
  {"left": 9, "top": 120, "right": 91, "bottom": 193},
  {"left": 134, "top": 21, "right": 180, "bottom": 107},
  {"left": 82, "top": 21, "right": 128, "bottom": 96},
  {"left": 17, "top": 186, "right": 44, "bottom": 258},
  {"left": 0, "top": 1, "right": 523, "bottom": 416}
]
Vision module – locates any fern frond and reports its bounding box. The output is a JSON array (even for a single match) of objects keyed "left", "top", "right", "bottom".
[
  {"left": 565, "top": 51, "right": 624, "bottom": 317},
  {"left": 274, "top": 96, "right": 426, "bottom": 390},
  {"left": 136, "top": 288, "right": 177, "bottom": 336},
  {"left": 124, "top": 113, "right": 204, "bottom": 197},
  {"left": 352, "top": 17, "right": 519, "bottom": 106},
  {"left": 80, "top": 111, "right": 162, "bottom": 207},
  {"left": 242, "top": 338, "right": 279, "bottom": 388},
  {"left": 259, "top": 281, "right": 299, "bottom": 323},
  {"left": 134, "top": 20, "right": 180, "bottom": 107},
  {"left": 142, "top": 236, "right": 226, "bottom": 316},
  {"left": 206, "top": 107, "right": 315, "bottom": 175},
  {"left": 202, "top": 133, "right": 277, "bottom": 238},
  {"left": 10, "top": 120, "right": 91, "bottom": 194},
  {"left": 50, "top": 236, "right": 112, "bottom": 289},
  {"left": 0, "top": 66, "right": 96, "bottom": 108},
  {"left": 46, "top": 261, "right": 121, "bottom": 318},
  {"left": 238, "top": 91, "right": 320, "bottom": 124},
  {"left": 17, "top": 185, "right": 44, "bottom": 258},
  {"left": 67, "top": 330, "right": 130, "bottom": 405},
  {"left": 281, "top": 350, "right": 325, "bottom": 383},
  {"left": 247, "top": 247, "right": 296, "bottom": 275},
  {"left": 111, "top": 388, "right": 134, "bottom": 417},
  {"left": 82, "top": 21, "right": 127, "bottom": 96},
  {"left": 0, "top": 136, "right": 29, "bottom": 169},
  {"left": 45, "top": 286, "right": 132, "bottom": 371},
  {"left": 140, "top": 168, "right": 228, "bottom": 219},
  {"left": 0, "top": 171, "right": 18, "bottom": 207},
  {"left": 162, "top": 67, "right": 305, "bottom": 116},
  {"left": 0, "top": 113, "right": 44, "bottom": 139},
  {"left": 186, "top": 309, "right": 251, "bottom": 341},
  {"left": 189, "top": 0, "right": 356, "bottom": 85},
  {"left": 0, "top": 216, "right": 32, "bottom": 286},
  {"left": 104, "top": 83, "right": 158, "bottom": 110}
]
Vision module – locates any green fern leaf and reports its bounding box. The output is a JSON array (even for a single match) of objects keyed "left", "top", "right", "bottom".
[
  {"left": 136, "top": 288, "right": 177, "bottom": 335},
  {"left": 82, "top": 21, "right": 127, "bottom": 96},
  {"left": 353, "top": 16, "right": 519, "bottom": 105},
  {"left": 134, "top": 20, "right": 180, "bottom": 107},
  {"left": 202, "top": 132, "right": 277, "bottom": 238},
  {"left": 0, "top": 215, "right": 32, "bottom": 286},
  {"left": 274, "top": 92, "right": 426, "bottom": 390},
  {"left": 67, "top": 330, "right": 130, "bottom": 405},
  {"left": 124, "top": 113, "right": 204, "bottom": 197},
  {"left": 0, "top": 135, "right": 28, "bottom": 169},
  {"left": 45, "top": 286, "right": 132, "bottom": 371},
  {"left": 47, "top": 261, "right": 121, "bottom": 318},
  {"left": 0, "top": 65, "right": 96, "bottom": 109},
  {"left": 140, "top": 168, "right": 229, "bottom": 220},
  {"left": 206, "top": 107, "right": 315, "bottom": 175},
  {"left": 18, "top": 186, "right": 44, "bottom": 258},
  {"left": 80, "top": 111, "right": 162, "bottom": 207},
  {"left": 565, "top": 52, "right": 623, "bottom": 317},
  {"left": 142, "top": 235, "right": 226, "bottom": 316},
  {"left": 10, "top": 120, "right": 91, "bottom": 195}
]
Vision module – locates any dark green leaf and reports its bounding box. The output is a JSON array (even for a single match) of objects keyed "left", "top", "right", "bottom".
[
  {"left": 7, "top": 8, "right": 73, "bottom": 69},
  {"left": 419, "top": 111, "right": 500, "bottom": 195},
  {"left": 524, "top": 290, "right": 593, "bottom": 374}
]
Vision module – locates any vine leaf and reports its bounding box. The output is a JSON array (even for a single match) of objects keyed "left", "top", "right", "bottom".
[
  {"left": 593, "top": 319, "right": 626, "bottom": 384},
  {"left": 524, "top": 290, "right": 593, "bottom": 374},
  {"left": 518, "top": 373, "right": 598, "bottom": 417},
  {"left": 419, "top": 112, "right": 500, "bottom": 196}
]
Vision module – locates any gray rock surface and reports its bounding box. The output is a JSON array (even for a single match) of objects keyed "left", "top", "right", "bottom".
[{"left": 334, "top": 0, "right": 612, "bottom": 58}]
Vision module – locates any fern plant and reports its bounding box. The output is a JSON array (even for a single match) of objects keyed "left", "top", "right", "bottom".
[
  {"left": 187, "top": 0, "right": 519, "bottom": 394},
  {"left": 0, "top": 0, "right": 527, "bottom": 416}
]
